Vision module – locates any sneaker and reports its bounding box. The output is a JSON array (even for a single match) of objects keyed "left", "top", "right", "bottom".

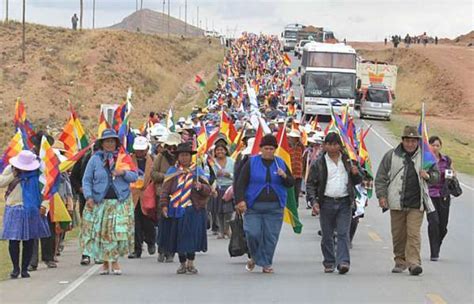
[
  {"left": 391, "top": 264, "right": 407, "bottom": 273},
  {"left": 165, "top": 255, "right": 174, "bottom": 263},
  {"left": 45, "top": 261, "right": 57, "bottom": 268},
  {"left": 27, "top": 265, "right": 37, "bottom": 272},
  {"left": 409, "top": 265, "right": 423, "bottom": 276},
  {"left": 430, "top": 257, "right": 439, "bottom": 262},
  {"left": 20, "top": 271, "right": 31, "bottom": 278},
  {"left": 337, "top": 264, "right": 350, "bottom": 275},
  {"left": 176, "top": 263, "right": 187, "bottom": 274},
  {"left": 157, "top": 253, "right": 165, "bottom": 263},
  {"left": 128, "top": 253, "right": 141, "bottom": 259},
  {"left": 147, "top": 244, "right": 157, "bottom": 255}
]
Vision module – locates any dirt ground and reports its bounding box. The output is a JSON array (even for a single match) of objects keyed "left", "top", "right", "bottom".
[{"left": 351, "top": 41, "right": 474, "bottom": 142}]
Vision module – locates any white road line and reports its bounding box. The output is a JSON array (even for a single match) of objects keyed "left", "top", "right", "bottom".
[
  {"left": 362, "top": 119, "right": 474, "bottom": 191},
  {"left": 47, "top": 265, "right": 100, "bottom": 304}
]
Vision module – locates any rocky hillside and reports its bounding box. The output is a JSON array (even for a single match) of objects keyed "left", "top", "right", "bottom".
[{"left": 0, "top": 21, "right": 223, "bottom": 145}]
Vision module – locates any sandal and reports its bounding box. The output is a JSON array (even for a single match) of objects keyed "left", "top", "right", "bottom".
[
  {"left": 262, "top": 267, "right": 274, "bottom": 274},
  {"left": 80, "top": 256, "right": 90, "bottom": 266},
  {"left": 245, "top": 259, "right": 256, "bottom": 272}
]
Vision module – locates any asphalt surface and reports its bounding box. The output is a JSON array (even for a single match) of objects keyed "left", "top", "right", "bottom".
[{"left": 0, "top": 53, "right": 472, "bottom": 304}]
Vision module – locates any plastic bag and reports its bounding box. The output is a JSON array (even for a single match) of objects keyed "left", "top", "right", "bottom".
[{"left": 228, "top": 214, "right": 248, "bottom": 257}]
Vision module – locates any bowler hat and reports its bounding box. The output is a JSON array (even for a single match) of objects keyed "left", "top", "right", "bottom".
[
  {"left": 173, "top": 142, "right": 197, "bottom": 155},
  {"left": 99, "top": 128, "right": 119, "bottom": 140},
  {"left": 401, "top": 126, "right": 421, "bottom": 139}
]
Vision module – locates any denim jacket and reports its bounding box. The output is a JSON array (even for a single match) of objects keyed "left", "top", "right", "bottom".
[{"left": 82, "top": 152, "right": 138, "bottom": 203}]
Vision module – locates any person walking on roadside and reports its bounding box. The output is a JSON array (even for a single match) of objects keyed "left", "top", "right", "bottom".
[
  {"left": 375, "top": 126, "right": 439, "bottom": 276},
  {"left": 235, "top": 134, "right": 295, "bottom": 274},
  {"left": 152, "top": 133, "right": 181, "bottom": 263},
  {"left": 71, "top": 14, "right": 79, "bottom": 30},
  {"left": 29, "top": 132, "right": 57, "bottom": 271},
  {"left": 159, "top": 142, "right": 212, "bottom": 274},
  {"left": 129, "top": 136, "right": 156, "bottom": 259},
  {"left": 0, "top": 150, "right": 51, "bottom": 279},
  {"left": 306, "top": 132, "right": 361, "bottom": 274},
  {"left": 427, "top": 136, "right": 456, "bottom": 261},
  {"left": 81, "top": 129, "right": 138, "bottom": 275},
  {"left": 288, "top": 129, "right": 305, "bottom": 207},
  {"left": 207, "top": 141, "right": 235, "bottom": 239}
]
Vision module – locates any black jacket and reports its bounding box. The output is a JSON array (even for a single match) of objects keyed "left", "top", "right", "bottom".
[{"left": 306, "top": 152, "right": 362, "bottom": 205}]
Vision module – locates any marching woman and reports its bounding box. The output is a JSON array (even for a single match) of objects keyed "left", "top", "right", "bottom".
[
  {"left": 159, "top": 142, "right": 212, "bottom": 274},
  {"left": 235, "top": 134, "right": 295, "bottom": 274},
  {"left": 207, "top": 141, "right": 235, "bottom": 239},
  {"left": 81, "top": 129, "right": 138, "bottom": 275},
  {"left": 0, "top": 150, "right": 50, "bottom": 279}
]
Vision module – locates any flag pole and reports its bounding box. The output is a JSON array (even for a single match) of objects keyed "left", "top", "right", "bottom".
[{"left": 420, "top": 102, "right": 425, "bottom": 171}]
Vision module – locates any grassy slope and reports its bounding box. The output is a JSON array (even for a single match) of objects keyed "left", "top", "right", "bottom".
[{"left": 357, "top": 48, "right": 473, "bottom": 175}]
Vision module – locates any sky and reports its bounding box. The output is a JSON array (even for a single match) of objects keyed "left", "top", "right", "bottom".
[{"left": 1, "top": 0, "right": 473, "bottom": 41}]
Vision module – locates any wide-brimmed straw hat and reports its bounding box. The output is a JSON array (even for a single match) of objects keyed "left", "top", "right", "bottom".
[
  {"left": 9, "top": 150, "right": 40, "bottom": 171},
  {"left": 162, "top": 133, "right": 182, "bottom": 146}
]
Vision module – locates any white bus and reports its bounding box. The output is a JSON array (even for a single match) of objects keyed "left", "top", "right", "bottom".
[
  {"left": 299, "top": 42, "right": 357, "bottom": 117},
  {"left": 280, "top": 23, "right": 305, "bottom": 52}
]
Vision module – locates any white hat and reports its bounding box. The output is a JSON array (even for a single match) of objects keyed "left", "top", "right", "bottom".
[
  {"left": 149, "top": 124, "right": 169, "bottom": 137},
  {"left": 178, "top": 117, "right": 186, "bottom": 123},
  {"left": 9, "top": 150, "right": 40, "bottom": 171},
  {"left": 175, "top": 125, "right": 183, "bottom": 133},
  {"left": 53, "top": 149, "right": 68, "bottom": 163},
  {"left": 277, "top": 117, "right": 285, "bottom": 124},
  {"left": 242, "top": 138, "right": 256, "bottom": 155},
  {"left": 288, "top": 129, "right": 301, "bottom": 138},
  {"left": 133, "top": 136, "right": 150, "bottom": 150},
  {"left": 162, "top": 133, "right": 182, "bottom": 146}
]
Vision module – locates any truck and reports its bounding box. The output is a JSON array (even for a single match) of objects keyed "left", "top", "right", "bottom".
[
  {"left": 299, "top": 42, "right": 358, "bottom": 118},
  {"left": 355, "top": 60, "right": 398, "bottom": 108},
  {"left": 296, "top": 25, "right": 337, "bottom": 44},
  {"left": 280, "top": 23, "right": 305, "bottom": 52}
]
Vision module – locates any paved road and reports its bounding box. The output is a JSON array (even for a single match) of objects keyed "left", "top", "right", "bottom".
[{"left": 0, "top": 55, "right": 473, "bottom": 304}]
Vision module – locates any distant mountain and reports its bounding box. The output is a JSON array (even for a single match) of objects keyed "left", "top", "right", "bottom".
[{"left": 109, "top": 9, "right": 204, "bottom": 37}]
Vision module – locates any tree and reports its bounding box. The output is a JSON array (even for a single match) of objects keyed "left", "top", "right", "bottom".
[{"left": 80, "top": 0, "right": 83, "bottom": 30}]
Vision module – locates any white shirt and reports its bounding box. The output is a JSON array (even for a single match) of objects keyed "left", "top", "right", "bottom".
[{"left": 324, "top": 153, "right": 349, "bottom": 198}]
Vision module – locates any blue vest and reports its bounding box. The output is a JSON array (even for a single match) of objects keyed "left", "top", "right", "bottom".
[{"left": 245, "top": 155, "right": 288, "bottom": 208}]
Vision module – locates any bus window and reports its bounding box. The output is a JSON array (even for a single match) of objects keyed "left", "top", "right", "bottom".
[{"left": 332, "top": 54, "right": 356, "bottom": 69}]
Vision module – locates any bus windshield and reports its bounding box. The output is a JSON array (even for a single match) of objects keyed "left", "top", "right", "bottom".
[
  {"left": 284, "top": 30, "right": 297, "bottom": 39},
  {"left": 304, "top": 72, "right": 356, "bottom": 99},
  {"left": 305, "top": 52, "right": 356, "bottom": 69}
]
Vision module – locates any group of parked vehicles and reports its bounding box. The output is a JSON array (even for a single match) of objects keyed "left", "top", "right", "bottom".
[{"left": 281, "top": 23, "right": 398, "bottom": 121}]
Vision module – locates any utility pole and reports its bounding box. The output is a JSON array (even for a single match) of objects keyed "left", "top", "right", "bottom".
[
  {"left": 167, "top": 0, "right": 170, "bottom": 37},
  {"left": 140, "top": 0, "right": 143, "bottom": 10},
  {"left": 179, "top": 5, "right": 181, "bottom": 20},
  {"left": 205, "top": 17, "right": 207, "bottom": 31},
  {"left": 162, "top": 0, "right": 165, "bottom": 32},
  {"left": 196, "top": 6, "right": 199, "bottom": 29},
  {"left": 136, "top": 0, "right": 138, "bottom": 11},
  {"left": 5, "top": 0, "right": 8, "bottom": 22},
  {"left": 22, "top": 0, "right": 25, "bottom": 63},
  {"left": 184, "top": 0, "right": 187, "bottom": 36},
  {"left": 92, "top": 0, "right": 96, "bottom": 29},
  {"left": 80, "top": 0, "right": 83, "bottom": 30}
]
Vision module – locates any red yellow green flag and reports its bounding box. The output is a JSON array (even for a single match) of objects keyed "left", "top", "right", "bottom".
[{"left": 275, "top": 127, "right": 303, "bottom": 234}]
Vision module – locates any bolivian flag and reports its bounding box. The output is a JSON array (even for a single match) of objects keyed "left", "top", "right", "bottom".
[{"left": 275, "top": 127, "right": 303, "bottom": 234}]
